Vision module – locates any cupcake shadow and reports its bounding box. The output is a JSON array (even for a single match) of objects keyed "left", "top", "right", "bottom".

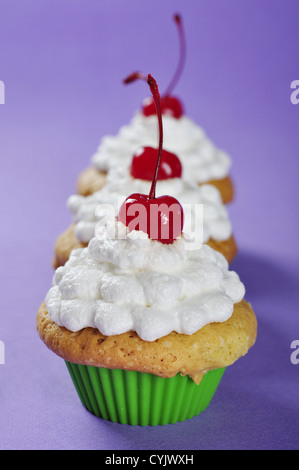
[{"left": 230, "top": 249, "right": 299, "bottom": 302}]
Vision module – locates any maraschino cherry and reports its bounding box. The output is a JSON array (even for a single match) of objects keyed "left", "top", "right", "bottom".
[
  {"left": 133, "top": 14, "right": 186, "bottom": 119},
  {"left": 118, "top": 74, "right": 184, "bottom": 244},
  {"left": 131, "top": 146, "right": 182, "bottom": 181},
  {"left": 124, "top": 72, "right": 183, "bottom": 181}
]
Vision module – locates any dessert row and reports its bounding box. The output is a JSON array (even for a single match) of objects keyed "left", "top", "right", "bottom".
[{"left": 37, "top": 15, "right": 257, "bottom": 426}]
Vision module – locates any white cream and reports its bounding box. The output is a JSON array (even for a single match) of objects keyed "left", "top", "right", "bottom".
[
  {"left": 91, "top": 112, "right": 231, "bottom": 183},
  {"left": 46, "top": 221, "right": 245, "bottom": 342},
  {"left": 67, "top": 165, "right": 232, "bottom": 244}
]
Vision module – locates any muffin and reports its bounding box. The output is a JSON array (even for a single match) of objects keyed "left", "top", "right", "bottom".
[
  {"left": 77, "top": 15, "right": 234, "bottom": 203},
  {"left": 38, "top": 221, "right": 256, "bottom": 426},
  {"left": 54, "top": 165, "right": 237, "bottom": 269},
  {"left": 77, "top": 111, "right": 234, "bottom": 203}
]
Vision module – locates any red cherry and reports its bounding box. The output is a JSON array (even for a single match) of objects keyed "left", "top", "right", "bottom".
[
  {"left": 142, "top": 95, "right": 184, "bottom": 119},
  {"left": 118, "top": 193, "right": 184, "bottom": 244},
  {"left": 118, "top": 73, "right": 184, "bottom": 244},
  {"left": 131, "top": 146, "right": 182, "bottom": 181}
]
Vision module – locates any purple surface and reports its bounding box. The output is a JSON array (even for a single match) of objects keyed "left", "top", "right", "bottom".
[{"left": 0, "top": 0, "right": 299, "bottom": 450}]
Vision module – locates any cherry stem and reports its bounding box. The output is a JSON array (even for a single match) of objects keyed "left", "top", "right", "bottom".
[
  {"left": 123, "top": 73, "right": 163, "bottom": 200},
  {"left": 123, "top": 72, "right": 147, "bottom": 84},
  {"left": 163, "top": 13, "right": 186, "bottom": 96}
]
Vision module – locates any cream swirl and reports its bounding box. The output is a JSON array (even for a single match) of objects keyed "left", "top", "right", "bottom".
[
  {"left": 46, "top": 222, "right": 245, "bottom": 341},
  {"left": 91, "top": 112, "right": 231, "bottom": 183},
  {"left": 67, "top": 165, "right": 232, "bottom": 244}
]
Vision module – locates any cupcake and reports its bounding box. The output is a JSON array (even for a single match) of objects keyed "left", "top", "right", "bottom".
[
  {"left": 54, "top": 164, "right": 237, "bottom": 269},
  {"left": 77, "top": 102, "right": 233, "bottom": 203},
  {"left": 37, "top": 234, "right": 256, "bottom": 425},
  {"left": 77, "top": 16, "right": 234, "bottom": 203},
  {"left": 38, "top": 74, "right": 256, "bottom": 426}
]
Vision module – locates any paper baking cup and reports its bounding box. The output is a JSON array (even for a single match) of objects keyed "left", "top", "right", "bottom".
[{"left": 65, "top": 362, "right": 225, "bottom": 426}]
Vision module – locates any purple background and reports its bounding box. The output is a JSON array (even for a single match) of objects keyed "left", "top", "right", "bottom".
[{"left": 0, "top": 0, "right": 299, "bottom": 450}]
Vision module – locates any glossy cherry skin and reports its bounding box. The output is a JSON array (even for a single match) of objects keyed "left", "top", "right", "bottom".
[
  {"left": 131, "top": 146, "right": 182, "bottom": 181},
  {"left": 118, "top": 193, "right": 184, "bottom": 244},
  {"left": 142, "top": 95, "right": 184, "bottom": 119}
]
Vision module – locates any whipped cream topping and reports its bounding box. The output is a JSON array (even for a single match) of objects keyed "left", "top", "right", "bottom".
[
  {"left": 67, "top": 165, "right": 232, "bottom": 244},
  {"left": 91, "top": 112, "right": 231, "bottom": 183},
  {"left": 46, "top": 221, "right": 245, "bottom": 342}
]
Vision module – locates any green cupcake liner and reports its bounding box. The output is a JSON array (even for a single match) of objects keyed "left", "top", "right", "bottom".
[{"left": 65, "top": 361, "right": 225, "bottom": 426}]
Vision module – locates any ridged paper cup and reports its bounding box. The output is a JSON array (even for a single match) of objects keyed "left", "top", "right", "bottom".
[{"left": 65, "top": 362, "right": 225, "bottom": 426}]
